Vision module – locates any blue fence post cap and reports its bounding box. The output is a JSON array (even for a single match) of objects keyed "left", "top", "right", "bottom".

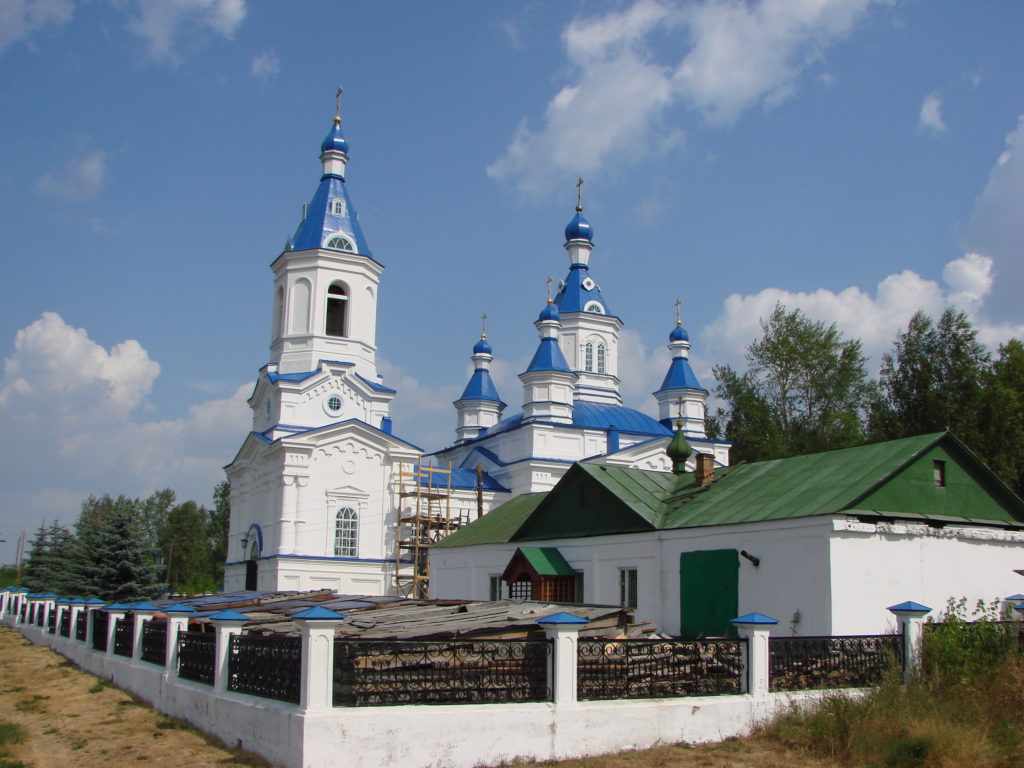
[
  {"left": 292, "top": 606, "right": 346, "bottom": 621},
  {"left": 56, "top": 597, "right": 71, "bottom": 604},
  {"left": 730, "top": 612, "right": 779, "bottom": 625},
  {"left": 209, "top": 609, "right": 250, "bottom": 622},
  {"left": 1005, "top": 594, "right": 1024, "bottom": 601},
  {"left": 161, "top": 603, "right": 197, "bottom": 613},
  {"left": 130, "top": 601, "right": 159, "bottom": 611},
  {"left": 104, "top": 602, "right": 131, "bottom": 611},
  {"left": 887, "top": 601, "right": 931, "bottom": 614},
  {"left": 536, "top": 611, "right": 590, "bottom": 625}
]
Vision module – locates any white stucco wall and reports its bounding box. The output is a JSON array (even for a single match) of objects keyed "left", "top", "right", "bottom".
[{"left": 432, "top": 516, "right": 1024, "bottom": 637}]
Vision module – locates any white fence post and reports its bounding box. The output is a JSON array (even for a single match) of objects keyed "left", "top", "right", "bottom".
[
  {"left": 105, "top": 605, "right": 128, "bottom": 657},
  {"left": 162, "top": 603, "right": 196, "bottom": 676},
  {"left": 130, "top": 602, "right": 158, "bottom": 661},
  {"left": 537, "top": 611, "right": 589, "bottom": 706},
  {"left": 294, "top": 606, "right": 346, "bottom": 711},
  {"left": 84, "top": 599, "right": 105, "bottom": 647},
  {"left": 53, "top": 599, "right": 69, "bottom": 639},
  {"left": 730, "top": 612, "right": 778, "bottom": 696},
  {"left": 887, "top": 600, "right": 931, "bottom": 680},
  {"left": 0, "top": 587, "right": 9, "bottom": 620},
  {"left": 210, "top": 609, "right": 250, "bottom": 694}
]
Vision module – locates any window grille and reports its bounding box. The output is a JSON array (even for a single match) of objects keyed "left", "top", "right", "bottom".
[
  {"left": 334, "top": 507, "right": 358, "bottom": 557},
  {"left": 584, "top": 342, "right": 594, "bottom": 372},
  {"left": 619, "top": 568, "right": 638, "bottom": 609},
  {"left": 597, "top": 343, "right": 607, "bottom": 374}
]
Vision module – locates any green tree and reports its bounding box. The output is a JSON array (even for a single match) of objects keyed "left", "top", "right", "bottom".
[
  {"left": 21, "top": 522, "right": 77, "bottom": 594},
  {"left": 90, "top": 504, "right": 162, "bottom": 602},
  {"left": 713, "top": 303, "right": 869, "bottom": 462},
  {"left": 207, "top": 480, "right": 230, "bottom": 588},
  {"left": 978, "top": 339, "right": 1024, "bottom": 495},
  {"left": 159, "top": 501, "right": 216, "bottom": 594},
  {"left": 870, "top": 309, "right": 990, "bottom": 444}
]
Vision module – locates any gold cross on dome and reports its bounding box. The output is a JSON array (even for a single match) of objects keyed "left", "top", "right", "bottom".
[
  {"left": 481, "top": 313, "right": 488, "bottom": 339},
  {"left": 546, "top": 276, "right": 553, "bottom": 303},
  {"left": 675, "top": 298, "right": 682, "bottom": 326},
  {"left": 576, "top": 177, "right": 584, "bottom": 212},
  {"left": 335, "top": 85, "right": 344, "bottom": 119},
  {"left": 675, "top": 396, "right": 684, "bottom": 420}
]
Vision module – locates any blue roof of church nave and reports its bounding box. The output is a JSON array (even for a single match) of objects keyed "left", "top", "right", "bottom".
[{"left": 480, "top": 401, "right": 672, "bottom": 440}]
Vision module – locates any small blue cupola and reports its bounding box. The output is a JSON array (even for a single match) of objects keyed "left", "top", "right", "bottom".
[
  {"left": 555, "top": 199, "right": 611, "bottom": 315},
  {"left": 287, "top": 116, "right": 372, "bottom": 257},
  {"left": 454, "top": 334, "right": 506, "bottom": 443},
  {"left": 321, "top": 115, "right": 349, "bottom": 155},
  {"left": 564, "top": 209, "right": 593, "bottom": 243},
  {"left": 520, "top": 301, "right": 578, "bottom": 424},
  {"left": 526, "top": 304, "right": 572, "bottom": 373},
  {"left": 653, "top": 318, "right": 710, "bottom": 438}
]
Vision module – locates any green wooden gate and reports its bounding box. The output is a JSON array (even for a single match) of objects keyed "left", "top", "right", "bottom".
[{"left": 679, "top": 549, "right": 739, "bottom": 637}]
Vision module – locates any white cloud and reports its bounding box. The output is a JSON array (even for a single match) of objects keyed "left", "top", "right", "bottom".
[
  {"left": 700, "top": 253, "right": 1024, "bottom": 376},
  {"left": 0, "top": 0, "right": 73, "bottom": 54},
  {"left": 919, "top": 90, "right": 947, "bottom": 134},
  {"left": 128, "top": 0, "right": 246, "bottom": 62},
  {"left": 965, "top": 114, "right": 1024, "bottom": 321},
  {"left": 0, "top": 313, "right": 250, "bottom": 549},
  {"left": 490, "top": 0, "right": 887, "bottom": 195},
  {"left": 34, "top": 150, "right": 107, "bottom": 201},
  {"left": 250, "top": 48, "right": 279, "bottom": 80},
  {"left": 0, "top": 311, "right": 159, "bottom": 414}
]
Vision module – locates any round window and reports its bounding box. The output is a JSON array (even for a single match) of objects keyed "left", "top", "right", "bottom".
[{"left": 323, "top": 394, "right": 344, "bottom": 416}]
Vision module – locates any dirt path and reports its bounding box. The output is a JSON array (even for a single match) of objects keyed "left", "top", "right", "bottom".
[
  {"left": 0, "top": 625, "right": 837, "bottom": 768},
  {"left": 0, "top": 626, "right": 268, "bottom": 768}
]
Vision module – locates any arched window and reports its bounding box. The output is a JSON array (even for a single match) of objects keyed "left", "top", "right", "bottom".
[
  {"left": 334, "top": 507, "right": 358, "bottom": 557},
  {"left": 597, "top": 343, "right": 607, "bottom": 374},
  {"left": 326, "top": 235, "right": 354, "bottom": 252},
  {"left": 584, "top": 342, "right": 594, "bottom": 372},
  {"left": 325, "top": 283, "right": 347, "bottom": 337}
]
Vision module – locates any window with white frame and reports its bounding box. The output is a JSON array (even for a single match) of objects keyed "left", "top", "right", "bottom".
[
  {"left": 597, "top": 342, "right": 607, "bottom": 374},
  {"left": 334, "top": 507, "right": 358, "bottom": 557},
  {"left": 489, "top": 575, "right": 505, "bottom": 601},
  {"left": 619, "top": 567, "right": 638, "bottom": 609},
  {"left": 584, "top": 342, "right": 594, "bottom": 372}
]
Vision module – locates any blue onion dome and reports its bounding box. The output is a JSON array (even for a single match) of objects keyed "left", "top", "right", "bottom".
[
  {"left": 670, "top": 323, "right": 689, "bottom": 342},
  {"left": 473, "top": 336, "right": 492, "bottom": 355},
  {"left": 564, "top": 207, "right": 594, "bottom": 242},
  {"left": 321, "top": 116, "right": 349, "bottom": 154},
  {"left": 539, "top": 301, "right": 560, "bottom": 322}
]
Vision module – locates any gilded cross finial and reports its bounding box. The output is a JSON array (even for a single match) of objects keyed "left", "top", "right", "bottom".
[
  {"left": 546, "top": 276, "right": 553, "bottom": 303},
  {"left": 675, "top": 396, "right": 684, "bottom": 420},
  {"left": 576, "top": 177, "right": 584, "bottom": 213},
  {"left": 334, "top": 85, "right": 344, "bottom": 123},
  {"left": 481, "top": 313, "right": 488, "bottom": 339},
  {"left": 675, "top": 298, "right": 682, "bottom": 326}
]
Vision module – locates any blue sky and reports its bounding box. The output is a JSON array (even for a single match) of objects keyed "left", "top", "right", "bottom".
[{"left": 1, "top": 0, "right": 1022, "bottom": 564}]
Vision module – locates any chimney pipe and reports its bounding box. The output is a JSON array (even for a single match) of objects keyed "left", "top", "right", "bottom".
[{"left": 694, "top": 453, "right": 715, "bottom": 487}]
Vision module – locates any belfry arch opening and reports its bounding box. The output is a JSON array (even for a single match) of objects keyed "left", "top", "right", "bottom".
[{"left": 326, "top": 282, "right": 348, "bottom": 337}]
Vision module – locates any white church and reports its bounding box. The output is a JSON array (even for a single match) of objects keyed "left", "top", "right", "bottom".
[{"left": 223, "top": 109, "right": 730, "bottom": 596}]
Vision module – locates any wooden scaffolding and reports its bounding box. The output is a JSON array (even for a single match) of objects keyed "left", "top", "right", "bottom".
[{"left": 394, "top": 462, "right": 470, "bottom": 599}]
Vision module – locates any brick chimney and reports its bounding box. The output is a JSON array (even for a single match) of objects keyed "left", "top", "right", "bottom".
[{"left": 694, "top": 453, "right": 715, "bottom": 487}]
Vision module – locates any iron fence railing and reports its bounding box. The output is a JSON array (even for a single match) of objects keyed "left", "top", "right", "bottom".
[
  {"left": 229, "top": 633, "right": 302, "bottom": 704},
  {"left": 577, "top": 638, "right": 745, "bottom": 700},
  {"left": 113, "top": 616, "right": 134, "bottom": 657},
  {"left": 141, "top": 619, "right": 168, "bottom": 665},
  {"left": 75, "top": 612, "right": 87, "bottom": 641},
  {"left": 47, "top": 610, "right": 57, "bottom": 633},
  {"left": 769, "top": 634, "right": 902, "bottom": 691},
  {"left": 59, "top": 611, "right": 71, "bottom": 637},
  {"left": 91, "top": 611, "right": 109, "bottom": 652},
  {"left": 333, "top": 639, "right": 552, "bottom": 706},
  {"left": 177, "top": 631, "right": 216, "bottom": 685}
]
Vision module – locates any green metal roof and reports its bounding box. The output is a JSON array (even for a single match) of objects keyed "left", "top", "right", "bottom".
[
  {"left": 434, "top": 492, "right": 546, "bottom": 548},
  {"left": 436, "top": 432, "right": 1024, "bottom": 546},
  {"left": 517, "top": 547, "right": 575, "bottom": 576}
]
